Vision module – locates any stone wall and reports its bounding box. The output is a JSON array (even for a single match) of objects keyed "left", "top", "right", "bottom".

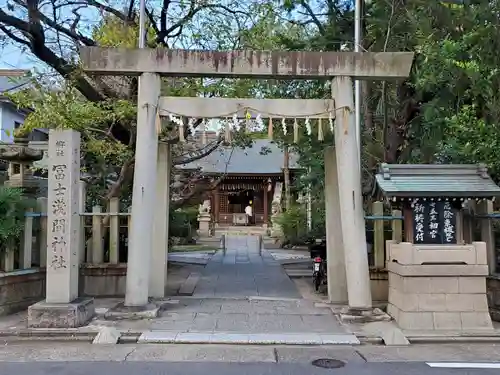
[
  {"left": 487, "top": 275, "right": 500, "bottom": 321},
  {"left": 79, "top": 264, "right": 127, "bottom": 297},
  {"left": 0, "top": 268, "right": 45, "bottom": 316}
]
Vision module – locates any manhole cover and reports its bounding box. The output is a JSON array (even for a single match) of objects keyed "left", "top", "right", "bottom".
[{"left": 311, "top": 358, "right": 346, "bottom": 369}]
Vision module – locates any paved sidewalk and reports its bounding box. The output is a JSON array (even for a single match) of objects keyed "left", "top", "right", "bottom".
[{"left": 2, "top": 342, "right": 500, "bottom": 363}]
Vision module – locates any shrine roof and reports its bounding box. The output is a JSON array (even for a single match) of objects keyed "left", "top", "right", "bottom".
[
  {"left": 181, "top": 139, "right": 300, "bottom": 174},
  {"left": 374, "top": 163, "right": 500, "bottom": 198}
]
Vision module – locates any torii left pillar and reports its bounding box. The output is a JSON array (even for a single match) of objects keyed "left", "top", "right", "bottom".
[{"left": 125, "top": 73, "right": 161, "bottom": 306}]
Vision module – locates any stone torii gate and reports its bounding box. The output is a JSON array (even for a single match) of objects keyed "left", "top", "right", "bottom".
[{"left": 79, "top": 47, "right": 413, "bottom": 312}]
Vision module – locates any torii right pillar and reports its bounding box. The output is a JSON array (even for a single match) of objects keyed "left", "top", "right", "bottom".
[
  {"left": 329, "top": 64, "right": 414, "bottom": 313},
  {"left": 331, "top": 76, "right": 372, "bottom": 311}
]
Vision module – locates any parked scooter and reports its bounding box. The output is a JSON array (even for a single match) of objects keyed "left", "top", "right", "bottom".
[
  {"left": 307, "top": 233, "right": 374, "bottom": 292},
  {"left": 308, "top": 238, "right": 327, "bottom": 291}
]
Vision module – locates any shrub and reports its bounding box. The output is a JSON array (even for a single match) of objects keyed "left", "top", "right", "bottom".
[
  {"left": 0, "top": 187, "right": 35, "bottom": 253},
  {"left": 169, "top": 205, "right": 199, "bottom": 244},
  {"left": 274, "top": 204, "right": 309, "bottom": 246}
]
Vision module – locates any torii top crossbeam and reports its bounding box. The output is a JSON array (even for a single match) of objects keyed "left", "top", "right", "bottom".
[{"left": 79, "top": 47, "right": 414, "bottom": 80}]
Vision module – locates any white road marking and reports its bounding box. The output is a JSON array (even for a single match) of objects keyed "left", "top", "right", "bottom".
[{"left": 426, "top": 362, "right": 500, "bottom": 369}]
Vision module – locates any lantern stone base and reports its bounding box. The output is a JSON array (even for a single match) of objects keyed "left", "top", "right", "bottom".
[
  {"left": 27, "top": 297, "right": 95, "bottom": 328},
  {"left": 387, "top": 262, "right": 492, "bottom": 331},
  {"left": 197, "top": 214, "right": 211, "bottom": 237}
]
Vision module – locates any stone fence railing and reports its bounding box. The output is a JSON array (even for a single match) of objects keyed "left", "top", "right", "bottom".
[
  {"left": 0, "top": 192, "right": 133, "bottom": 310},
  {"left": 1, "top": 192, "right": 132, "bottom": 273}
]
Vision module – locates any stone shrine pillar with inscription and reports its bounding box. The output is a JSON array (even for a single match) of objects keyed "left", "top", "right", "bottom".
[
  {"left": 28, "top": 129, "right": 94, "bottom": 328},
  {"left": 374, "top": 163, "right": 500, "bottom": 332}
]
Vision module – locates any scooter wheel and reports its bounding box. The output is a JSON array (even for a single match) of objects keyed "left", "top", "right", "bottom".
[{"left": 313, "top": 276, "right": 321, "bottom": 291}]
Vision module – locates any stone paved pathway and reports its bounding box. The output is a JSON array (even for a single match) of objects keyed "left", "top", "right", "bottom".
[
  {"left": 148, "top": 235, "right": 348, "bottom": 337},
  {"left": 194, "top": 235, "right": 300, "bottom": 298},
  {"left": 84, "top": 235, "right": 352, "bottom": 342}
]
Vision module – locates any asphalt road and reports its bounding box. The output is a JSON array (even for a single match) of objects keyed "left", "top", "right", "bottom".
[{"left": 0, "top": 361, "right": 499, "bottom": 375}]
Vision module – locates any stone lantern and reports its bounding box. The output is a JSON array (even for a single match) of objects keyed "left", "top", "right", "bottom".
[{"left": 0, "top": 137, "right": 44, "bottom": 197}]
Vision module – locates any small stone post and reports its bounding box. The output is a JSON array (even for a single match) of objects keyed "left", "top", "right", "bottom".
[
  {"left": 150, "top": 142, "right": 171, "bottom": 298},
  {"left": 478, "top": 200, "right": 496, "bottom": 274},
  {"left": 373, "top": 201, "right": 385, "bottom": 269},
  {"left": 37, "top": 197, "right": 48, "bottom": 268},
  {"left": 78, "top": 180, "right": 86, "bottom": 264},
  {"left": 27, "top": 129, "right": 94, "bottom": 328},
  {"left": 324, "top": 146, "right": 348, "bottom": 303},
  {"left": 391, "top": 209, "right": 403, "bottom": 243},
  {"left": 332, "top": 76, "right": 372, "bottom": 310}
]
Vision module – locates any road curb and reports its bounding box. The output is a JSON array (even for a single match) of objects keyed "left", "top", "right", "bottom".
[
  {"left": 2, "top": 329, "right": 500, "bottom": 345},
  {"left": 0, "top": 329, "right": 142, "bottom": 343},
  {"left": 137, "top": 331, "right": 361, "bottom": 345},
  {"left": 408, "top": 336, "right": 500, "bottom": 344}
]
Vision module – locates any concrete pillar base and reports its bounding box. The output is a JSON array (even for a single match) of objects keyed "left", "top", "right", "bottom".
[
  {"left": 338, "top": 306, "right": 391, "bottom": 324},
  {"left": 103, "top": 300, "right": 167, "bottom": 320},
  {"left": 27, "top": 298, "right": 95, "bottom": 328}
]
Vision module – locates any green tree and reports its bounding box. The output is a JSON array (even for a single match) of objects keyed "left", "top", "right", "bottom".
[
  {"left": 0, "top": 187, "right": 35, "bottom": 254},
  {"left": 1, "top": 1, "right": 264, "bottom": 207}
]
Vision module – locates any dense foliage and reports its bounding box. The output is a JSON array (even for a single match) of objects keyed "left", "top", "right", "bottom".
[
  {"left": 2, "top": 0, "right": 499, "bottom": 242},
  {"left": 0, "top": 187, "right": 35, "bottom": 253}
]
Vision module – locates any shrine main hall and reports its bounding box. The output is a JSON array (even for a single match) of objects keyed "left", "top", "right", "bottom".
[{"left": 183, "top": 136, "right": 299, "bottom": 228}]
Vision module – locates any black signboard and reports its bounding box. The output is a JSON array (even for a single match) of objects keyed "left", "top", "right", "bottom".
[{"left": 412, "top": 201, "right": 457, "bottom": 244}]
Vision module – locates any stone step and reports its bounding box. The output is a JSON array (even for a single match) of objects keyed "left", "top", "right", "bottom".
[
  {"left": 178, "top": 272, "right": 201, "bottom": 296},
  {"left": 215, "top": 226, "right": 269, "bottom": 235},
  {"left": 285, "top": 269, "right": 312, "bottom": 278}
]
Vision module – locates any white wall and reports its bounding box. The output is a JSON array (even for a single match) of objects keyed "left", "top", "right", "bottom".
[{"left": 0, "top": 102, "right": 26, "bottom": 143}]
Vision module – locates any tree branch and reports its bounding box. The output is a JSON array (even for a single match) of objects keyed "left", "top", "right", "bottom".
[
  {"left": 36, "top": 7, "right": 96, "bottom": 46},
  {"left": 64, "top": 0, "right": 130, "bottom": 22},
  {"left": 173, "top": 137, "right": 223, "bottom": 165},
  {"left": 0, "top": 7, "right": 104, "bottom": 102},
  {"left": 170, "top": 174, "right": 223, "bottom": 210},
  {"left": 164, "top": 2, "right": 247, "bottom": 37},
  {"left": 299, "top": 0, "right": 326, "bottom": 35},
  {"left": 144, "top": 7, "right": 162, "bottom": 46},
  {"left": 127, "top": 0, "right": 135, "bottom": 21},
  {"left": 156, "top": 0, "right": 172, "bottom": 44},
  {"left": 0, "top": 25, "right": 30, "bottom": 46}
]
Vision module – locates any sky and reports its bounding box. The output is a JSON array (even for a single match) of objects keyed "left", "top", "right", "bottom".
[{"left": 0, "top": 44, "right": 36, "bottom": 69}]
